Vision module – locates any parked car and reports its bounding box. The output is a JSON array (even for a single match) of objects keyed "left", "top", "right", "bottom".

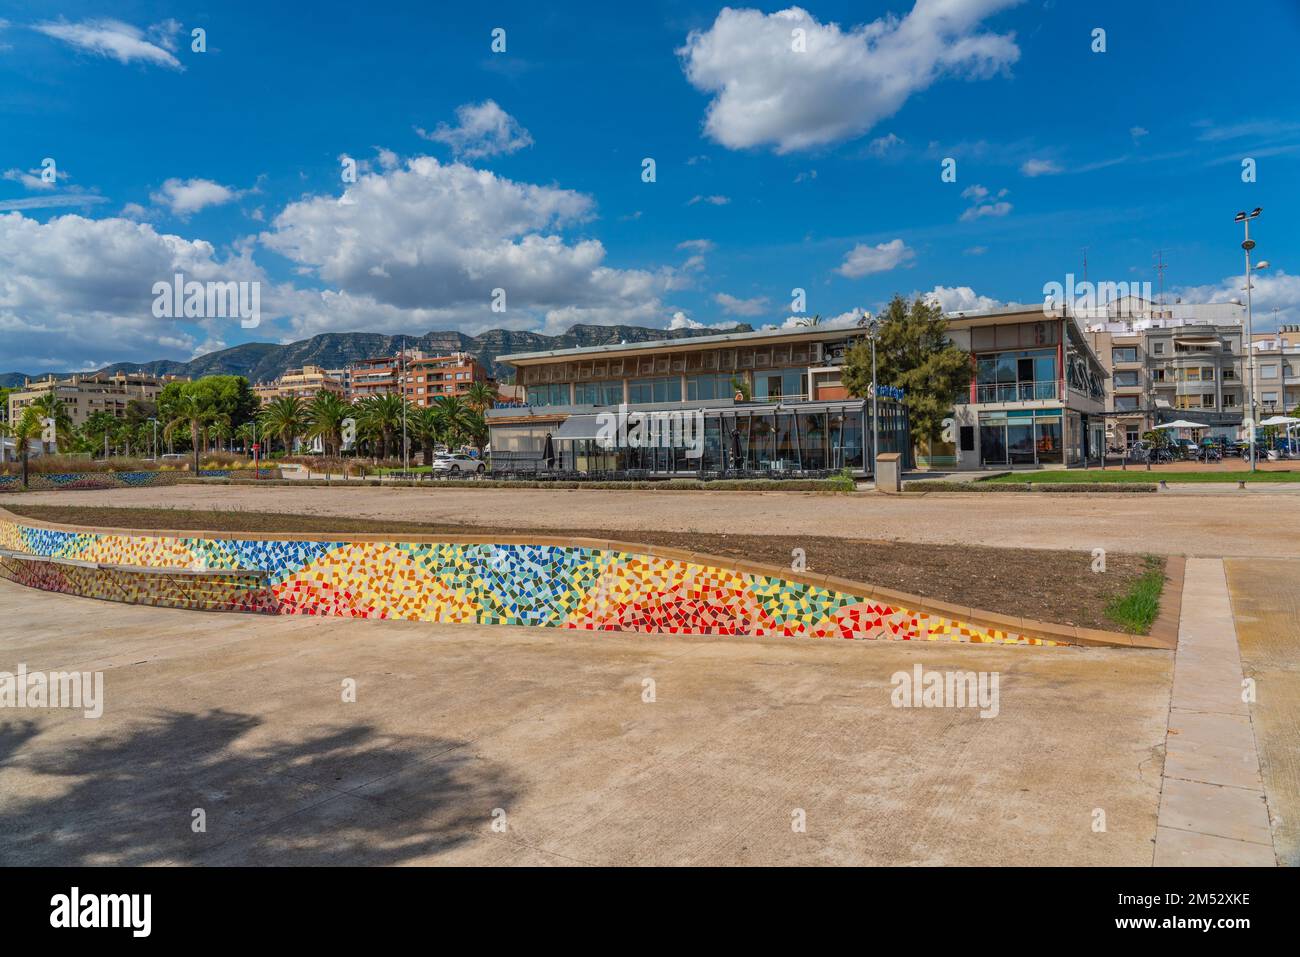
[
  {"left": 159, "top": 453, "right": 189, "bottom": 464},
  {"left": 431, "top": 452, "right": 485, "bottom": 475}
]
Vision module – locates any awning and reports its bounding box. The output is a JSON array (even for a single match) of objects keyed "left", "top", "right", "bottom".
[{"left": 552, "top": 414, "right": 605, "bottom": 441}]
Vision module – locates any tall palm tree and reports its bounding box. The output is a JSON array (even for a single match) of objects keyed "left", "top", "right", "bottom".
[
  {"left": 464, "top": 381, "right": 496, "bottom": 414},
  {"left": 355, "top": 393, "right": 405, "bottom": 460},
  {"left": 409, "top": 405, "right": 444, "bottom": 466},
  {"left": 795, "top": 313, "right": 823, "bottom": 327},
  {"left": 207, "top": 413, "right": 232, "bottom": 453},
  {"left": 258, "top": 395, "right": 307, "bottom": 455},
  {"left": 30, "top": 390, "right": 73, "bottom": 453},
  {"left": 164, "top": 392, "right": 212, "bottom": 473},
  {"left": 305, "top": 390, "right": 350, "bottom": 456}
]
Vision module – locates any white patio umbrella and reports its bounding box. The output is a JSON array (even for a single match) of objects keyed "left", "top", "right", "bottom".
[
  {"left": 1154, "top": 420, "right": 1211, "bottom": 429},
  {"left": 1259, "top": 415, "right": 1300, "bottom": 456}
]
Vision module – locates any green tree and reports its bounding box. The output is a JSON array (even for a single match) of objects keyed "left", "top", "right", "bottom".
[
  {"left": 305, "top": 390, "right": 350, "bottom": 456},
  {"left": 409, "top": 405, "right": 444, "bottom": 465},
  {"left": 464, "top": 381, "right": 496, "bottom": 413},
  {"left": 354, "top": 394, "right": 405, "bottom": 460},
  {"left": 83, "top": 410, "right": 119, "bottom": 457},
  {"left": 258, "top": 396, "right": 307, "bottom": 455},
  {"left": 7, "top": 406, "right": 46, "bottom": 487},
  {"left": 432, "top": 395, "right": 471, "bottom": 448},
  {"left": 164, "top": 391, "right": 212, "bottom": 472},
  {"left": 30, "top": 390, "right": 74, "bottom": 453},
  {"left": 841, "top": 295, "right": 971, "bottom": 449}
]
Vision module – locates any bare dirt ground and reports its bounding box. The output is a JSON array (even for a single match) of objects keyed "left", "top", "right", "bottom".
[
  {"left": 5, "top": 504, "right": 1158, "bottom": 631},
  {"left": 0, "top": 579, "right": 1173, "bottom": 866},
  {"left": 2, "top": 482, "right": 1293, "bottom": 557}
]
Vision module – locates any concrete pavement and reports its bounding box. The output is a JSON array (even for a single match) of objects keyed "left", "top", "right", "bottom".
[
  {"left": 0, "top": 578, "right": 1174, "bottom": 866},
  {"left": 4, "top": 482, "right": 1299, "bottom": 557},
  {"left": 1153, "top": 559, "right": 1276, "bottom": 866}
]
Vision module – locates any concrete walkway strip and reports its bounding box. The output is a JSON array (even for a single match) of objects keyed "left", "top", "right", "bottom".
[{"left": 1154, "top": 558, "right": 1277, "bottom": 866}]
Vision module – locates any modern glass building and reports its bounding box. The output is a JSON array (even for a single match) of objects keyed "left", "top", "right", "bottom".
[
  {"left": 936, "top": 306, "right": 1110, "bottom": 469},
  {"left": 486, "top": 326, "right": 909, "bottom": 476}
]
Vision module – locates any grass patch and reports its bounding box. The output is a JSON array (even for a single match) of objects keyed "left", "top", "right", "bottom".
[
  {"left": 983, "top": 468, "right": 1299, "bottom": 484},
  {"left": 1103, "top": 556, "right": 1165, "bottom": 634}
]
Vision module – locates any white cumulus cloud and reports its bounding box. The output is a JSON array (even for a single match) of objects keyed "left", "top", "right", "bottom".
[
  {"left": 417, "top": 101, "right": 534, "bottom": 160},
  {"left": 836, "top": 238, "right": 915, "bottom": 278},
  {"left": 151, "top": 178, "right": 241, "bottom": 216},
  {"left": 678, "top": 1, "right": 1022, "bottom": 153}
]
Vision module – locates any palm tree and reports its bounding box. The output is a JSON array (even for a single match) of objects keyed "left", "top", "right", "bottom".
[
  {"left": 355, "top": 393, "right": 405, "bottom": 460},
  {"left": 164, "top": 392, "right": 212, "bottom": 473},
  {"left": 408, "top": 405, "right": 444, "bottom": 466},
  {"left": 258, "top": 396, "right": 307, "bottom": 456},
  {"left": 432, "top": 394, "right": 471, "bottom": 449},
  {"left": 234, "top": 422, "right": 257, "bottom": 455},
  {"left": 305, "top": 391, "right": 350, "bottom": 456},
  {"left": 9, "top": 406, "right": 46, "bottom": 488},
  {"left": 462, "top": 409, "right": 489, "bottom": 452},
  {"left": 464, "top": 381, "right": 496, "bottom": 414},
  {"left": 795, "top": 313, "right": 823, "bottom": 327},
  {"left": 207, "top": 413, "right": 232, "bottom": 454},
  {"left": 30, "top": 389, "right": 73, "bottom": 453},
  {"left": 83, "top": 410, "right": 118, "bottom": 458}
]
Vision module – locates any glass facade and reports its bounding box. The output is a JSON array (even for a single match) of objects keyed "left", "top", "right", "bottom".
[
  {"left": 977, "top": 409, "right": 1063, "bottom": 466},
  {"left": 628, "top": 377, "right": 682, "bottom": 403},
  {"left": 525, "top": 383, "right": 570, "bottom": 406},
  {"left": 974, "top": 349, "right": 1058, "bottom": 403},
  {"left": 573, "top": 380, "right": 623, "bottom": 406},
  {"left": 545, "top": 401, "right": 904, "bottom": 475},
  {"left": 685, "top": 374, "right": 735, "bottom": 401}
]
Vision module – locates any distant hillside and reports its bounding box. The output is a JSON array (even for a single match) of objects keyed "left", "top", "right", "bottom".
[{"left": 85, "top": 323, "right": 755, "bottom": 384}]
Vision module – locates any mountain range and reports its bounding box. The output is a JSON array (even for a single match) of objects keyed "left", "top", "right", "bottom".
[{"left": 0, "top": 323, "right": 755, "bottom": 389}]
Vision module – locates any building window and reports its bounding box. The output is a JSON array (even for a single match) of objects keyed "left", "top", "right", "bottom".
[
  {"left": 526, "top": 383, "right": 570, "bottom": 406},
  {"left": 1152, "top": 342, "right": 1165, "bottom": 355},
  {"left": 1112, "top": 347, "right": 1139, "bottom": 363},
  {"left": 1113, "top": 370, "right": 1140, "bottom": 388},
  {"left": 574, "top": 380, "right": 623, "bottom": 406},
  {"left": 1261, "top": 364, "right": 1279, "bottom": 379},
  {"left": 628, "top": 377, "right": 682, "bottom": 404},
  {"left": 1114, "top": 395, "right": 1139, "bottom": 411},
  {"left": 686, "top": 374, "right": 735, "bottom": 402}
]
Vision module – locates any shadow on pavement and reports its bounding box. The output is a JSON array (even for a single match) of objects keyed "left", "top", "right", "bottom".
[{"left": 0, "top": 709, "right": 520, "bottom": 865}]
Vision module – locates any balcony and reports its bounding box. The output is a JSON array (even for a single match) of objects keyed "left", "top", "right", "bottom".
[{"left": 968, "top": 381, "right": 1059, "bottom": 404}]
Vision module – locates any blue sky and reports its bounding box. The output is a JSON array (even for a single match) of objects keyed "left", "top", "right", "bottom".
[{"left": 2, "top": 0, "right": 1299, "bottom": 371}]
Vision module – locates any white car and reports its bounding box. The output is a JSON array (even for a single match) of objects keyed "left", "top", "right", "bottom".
[{"left": 431, "top": 453, "right": 484, "bottom": 475}]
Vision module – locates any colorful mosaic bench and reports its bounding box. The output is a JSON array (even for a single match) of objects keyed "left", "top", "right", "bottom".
[{"left": 0, "top": 515, "right": 1061, "bottom": 646}]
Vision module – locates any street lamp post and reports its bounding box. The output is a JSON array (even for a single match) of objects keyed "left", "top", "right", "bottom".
[
  {"left": 1236, "top": 208, "right": 1263, "bottom": 472},
  {"left": 864, "top": 317, "right": 880, "bottom": 481},
  {"left": 400, "top": 337, "right": 409, "bottom": 474}
]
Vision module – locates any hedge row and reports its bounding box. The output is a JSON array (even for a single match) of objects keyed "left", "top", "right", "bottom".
[
  {"left": 185, "top": 477, "right": 855, "bottom": 492},
  {"left": 904, "top": 481, "right": 1157, "bottom": 493}
]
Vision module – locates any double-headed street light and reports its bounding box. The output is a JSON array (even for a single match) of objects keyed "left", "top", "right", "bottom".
[{"left": 1235, "top": 208, "right": 1263, "bottom": 471}]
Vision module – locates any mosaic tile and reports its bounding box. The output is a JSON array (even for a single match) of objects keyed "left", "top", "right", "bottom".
[{"left": 0, "top": 518, "right": 1059, "bottom": 647}]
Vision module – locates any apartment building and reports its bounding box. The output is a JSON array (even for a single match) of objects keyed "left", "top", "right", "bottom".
[
  {"left": 347, "top": 350, "right": 422, "bottom": 401},
  {"left": 252, "top": 365, "right": 346, "bottom": 403},
  {"left": 1251, "top": 326, "right": 1300, "bottom": 416},
  {"left": 1086, "top": 301, "right": 1247, "bottom": 445},
  {"left": 7, "top": 371, "right": 182, "bottom": 428},
  {"left": 403, "top": 353, "right": 492, "bottom": 407}
]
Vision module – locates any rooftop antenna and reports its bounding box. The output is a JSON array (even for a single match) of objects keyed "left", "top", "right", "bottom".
[
  {"left": 1154, "top": 249, "right": 1168, "bottom": 314},
  {"left": 1081, "top": 246, "right": 1088, "bottom": 285}
]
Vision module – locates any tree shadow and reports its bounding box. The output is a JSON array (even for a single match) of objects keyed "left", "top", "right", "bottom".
[{"left": 0, "top": 709, "right": 521, "bottom": 866}]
